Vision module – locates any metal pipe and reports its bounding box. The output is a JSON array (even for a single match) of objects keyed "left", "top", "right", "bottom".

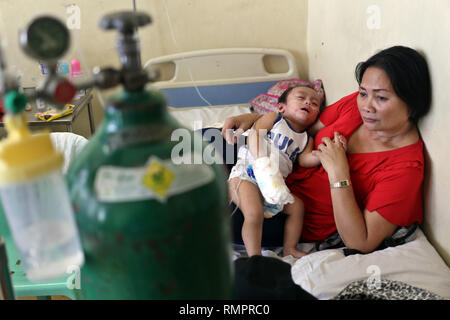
[{"left": 0, "top": 237, "right": 15, "bottom": 300}]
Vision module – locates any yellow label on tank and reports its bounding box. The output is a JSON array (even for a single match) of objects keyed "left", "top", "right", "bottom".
[{"left": 142, "top": 160, "right": 175, "bottom": 197}]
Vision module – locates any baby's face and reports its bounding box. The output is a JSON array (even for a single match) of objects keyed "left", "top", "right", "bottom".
[{"left": 278, "top": 86, "right": 320, "bottom": 128}]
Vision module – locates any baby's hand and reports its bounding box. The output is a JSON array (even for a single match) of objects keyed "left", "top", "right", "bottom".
[
  {"left": 338, "top": 134, "right": 348, "bottom": 152},
  {"left": 329, "top": 132, "right": 348, "bottom": 152}
]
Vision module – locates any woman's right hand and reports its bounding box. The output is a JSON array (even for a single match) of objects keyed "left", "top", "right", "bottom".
[{"left": 221, "top": 113, "right": 261, "bottom": 144}]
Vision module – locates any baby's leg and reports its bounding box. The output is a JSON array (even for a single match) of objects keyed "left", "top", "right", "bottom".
[
  {"left": 282, "top": 196, "right": 308, "bottom": 259},
  {"left": 229, "top": 177, "right": 264, "bottom": 256}
]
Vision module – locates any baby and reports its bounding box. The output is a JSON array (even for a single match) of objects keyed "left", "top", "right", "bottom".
[{"left": 228, "top": 85, "right": 324, "bottom": 258}]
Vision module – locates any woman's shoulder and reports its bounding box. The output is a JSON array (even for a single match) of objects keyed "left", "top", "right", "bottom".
[
  {"left": 338, "top": 91, "right": 359, "bottom": 103},
  {"left": 319, "top": 92, "right": 360, "bottom": 128},
  {"left": 350, "top": 138, "right": 424, "bottom": 173},
  {"left": 326, "top": 91, "right": 359, "bottom": 111},
  {"left": 383, "top": 139, "right": 424, "bottom": 169}
]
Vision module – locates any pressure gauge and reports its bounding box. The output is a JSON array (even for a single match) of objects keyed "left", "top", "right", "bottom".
[{"left": 19, "top": 16, "right": 70, "bottom": 61}]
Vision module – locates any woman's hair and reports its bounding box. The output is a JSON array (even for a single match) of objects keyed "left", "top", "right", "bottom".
[{"left": 355, "top": 46, "right": 432, "bottom": 124}]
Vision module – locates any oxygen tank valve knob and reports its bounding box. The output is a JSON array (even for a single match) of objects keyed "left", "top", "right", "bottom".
[
  {"left": 99, "top": 11, "right": 152, "bottom": 92},
  {"left": 99, "top": 11, "right": 152, "bottom": 34}
]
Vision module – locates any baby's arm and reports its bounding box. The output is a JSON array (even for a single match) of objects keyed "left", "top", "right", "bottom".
[
  {"left": 248, "top": 112, "right": 278, "bottom": 159},
  {"left": 298, "top": 138, "right": 321, "bottom": 168},
  {"left": 307, "top": 118, "right": 325, "bottom": 137},
  {"left": 298, "top": 134, "right": 348, "bottom": 168}
]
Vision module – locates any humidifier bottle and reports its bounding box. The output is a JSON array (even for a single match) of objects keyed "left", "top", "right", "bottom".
[{"left": 0, "top": 91, "right": 84, "bottom": 281}]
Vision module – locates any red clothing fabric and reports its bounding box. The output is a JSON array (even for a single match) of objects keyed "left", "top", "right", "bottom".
[{"left": 286, "top": 92, "right": 424, "bottom": 242}]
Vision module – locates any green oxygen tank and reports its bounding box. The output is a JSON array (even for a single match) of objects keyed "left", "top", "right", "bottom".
[{"left": 65, "top": 12, "right": 233, "bottom": 299}]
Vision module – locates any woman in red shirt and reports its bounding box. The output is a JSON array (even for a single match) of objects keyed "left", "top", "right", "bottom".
[{"left": 222, "top": 46, "right": 431, "bottom": 254}]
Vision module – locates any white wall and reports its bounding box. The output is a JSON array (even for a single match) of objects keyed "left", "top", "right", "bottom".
[
  {"left": 307, "top": 0, "right": 450, "bottom": 265},
  {"left": 0, "top": 0, "right": 135, "bottom": 138},
  {"left": 0, "top": 0, "right": 309, "bottom": 138}
]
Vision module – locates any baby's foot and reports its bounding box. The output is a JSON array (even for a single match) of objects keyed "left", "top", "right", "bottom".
[{"left": 283, "top": 248, "right": 308, "bottom": 259}]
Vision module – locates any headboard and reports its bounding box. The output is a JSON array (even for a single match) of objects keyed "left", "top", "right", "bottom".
[{"left": 144, "top": 48, "right": 298, "bottom": 108}]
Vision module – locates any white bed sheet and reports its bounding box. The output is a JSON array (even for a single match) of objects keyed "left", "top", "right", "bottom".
[
  {"left": 168, "top": 104, "right": 251, "bottom": 131},
  {"left": 233, "top": 228, "right": 450, "bottom": 300}
]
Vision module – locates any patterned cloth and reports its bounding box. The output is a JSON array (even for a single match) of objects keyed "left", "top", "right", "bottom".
[
  {"left": 333, "top": 279, "right": 445, "bottom": 300},
  {"left": 315, "top": 223, "right": 419, "bottom": 256}
]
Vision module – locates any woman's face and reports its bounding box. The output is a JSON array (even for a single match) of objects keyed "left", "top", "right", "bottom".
[{"left": 357, "top": 67, "right": 411, "bottom": 134}]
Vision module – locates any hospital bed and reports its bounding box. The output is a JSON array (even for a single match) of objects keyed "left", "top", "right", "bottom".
[
  {"left": 144, "top": 48, "right": 450, "bottom": 300},
  {"left": 144, "top": 48, "right": 298, "bottom": 130}
]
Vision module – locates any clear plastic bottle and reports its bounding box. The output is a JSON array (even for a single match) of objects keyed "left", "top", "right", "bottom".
[{"left": 0, "top": 104, "right": 84, "bottom": 281}]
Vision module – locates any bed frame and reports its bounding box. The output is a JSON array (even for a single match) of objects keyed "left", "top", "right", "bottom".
[{"left": 144, "top": 48, "right": 298, "bottom": 108}]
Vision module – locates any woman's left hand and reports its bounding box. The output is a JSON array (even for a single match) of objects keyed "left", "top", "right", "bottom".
[{"left": 312, "top": 132, "right": 350, "bottom": 182}]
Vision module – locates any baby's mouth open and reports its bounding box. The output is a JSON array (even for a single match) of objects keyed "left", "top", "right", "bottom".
[{"left": 300, "top": 106, "right": 310, "bottom": 113}]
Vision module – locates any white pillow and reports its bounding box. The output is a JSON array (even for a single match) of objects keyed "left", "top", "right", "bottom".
[
  {"left": 50, "top": 132, "right": 88, "bottom": 174},
  {"left": 168, "top": 104, "right": 251, "bottom": 130},
  {"left": 290, "top": 228, "right": 450, "bottom": 299}
]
